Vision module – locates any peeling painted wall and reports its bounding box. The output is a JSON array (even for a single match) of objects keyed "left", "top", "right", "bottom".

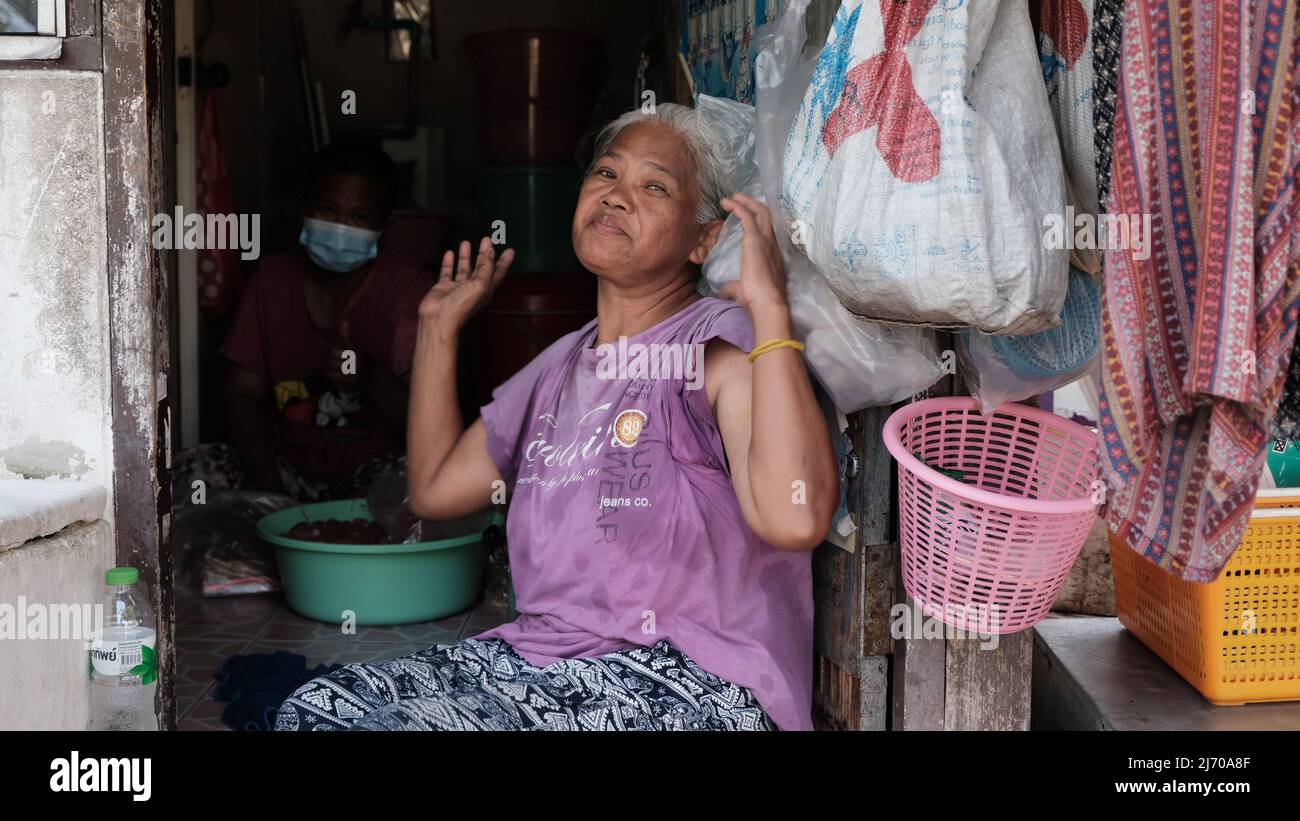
[
  {"left": 0, "top": 520, "right": 116, "bottom": 730},
  {"left": 0, "top": 70, "right": 114, "bottom": 514},
  {"left": 0, "top": 70, "right": 118, "bottom": 729}
]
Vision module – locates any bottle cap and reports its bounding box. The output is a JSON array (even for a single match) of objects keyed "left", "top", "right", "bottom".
[{"left": 105, "top": 567, "right": 139, "bottom": 586}]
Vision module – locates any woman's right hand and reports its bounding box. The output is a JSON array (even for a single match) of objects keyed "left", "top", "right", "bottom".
[{"left": 419, "top": 238, "right": 515, "bottom": 339}]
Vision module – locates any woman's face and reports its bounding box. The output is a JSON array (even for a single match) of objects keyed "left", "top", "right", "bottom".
[{"left": 572, "top": 121, "right": 719, "bottom": 283}]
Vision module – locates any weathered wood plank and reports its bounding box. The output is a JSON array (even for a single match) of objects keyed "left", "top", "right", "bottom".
[
  {"left": 812, "top": 541, "right": 863, "bottom": 671},
  {"left": 890, "top": 341, "right": 960, "bottom": 730},
  {"left": 890, "top": 595, "right": 947, "bottom": 730},
  {"left": 858, "top": 655, "right": 889, "bottom": 730},
  {"left": 852, "top": 406, "right": 893, "bottom": 545},
  {"left": 853, "top": 405, "right": 897, "bottom": 657},
  {"left": 811, "top": 653, "right": 888, "bottom": 730},
  {"left": 812, "top": 654, "right": 859, "bottom": 731},
  {"left": 103, "top": 0, "right": 176, "bottom": 731},
  {"left": 813, "top": 410, "right": 896, "bottom": 668},
  {"left": 944, "top": 630, "right": 1034, "bottom": 731}
]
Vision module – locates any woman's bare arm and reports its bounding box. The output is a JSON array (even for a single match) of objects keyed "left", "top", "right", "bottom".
[
  {"left": 406, "top": 238, "right": 514, "bottom": 520},
  {"left": 709, "top": 320, "right": 837, "bottom": 550},
  {"left": 710, "top": 194, "right": 838, "bottom": 550}
]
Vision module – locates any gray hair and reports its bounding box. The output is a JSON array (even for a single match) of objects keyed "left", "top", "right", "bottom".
[{"left": 588, "top": 103, "right": 729, "bottom": 224}]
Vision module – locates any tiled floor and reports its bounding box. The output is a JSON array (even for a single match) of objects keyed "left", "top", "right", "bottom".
[{"left": 175, "top": 588, "right": 510, "bottom": 730}]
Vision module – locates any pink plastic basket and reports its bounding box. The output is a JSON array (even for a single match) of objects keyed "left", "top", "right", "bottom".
[{"left": 883, "top": 398, "right": 1100, "bottom": 634}]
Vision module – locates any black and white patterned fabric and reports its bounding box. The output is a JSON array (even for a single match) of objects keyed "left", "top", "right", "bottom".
[
  {"left": 1092, "top": 0, "right": 1123, "bottom": 212},
  {"left": 1273, "top": 336, "right": 1300, "bottom": 441},
  {"left": 275, "top": 637, "right": 777, "bottom": 731}
]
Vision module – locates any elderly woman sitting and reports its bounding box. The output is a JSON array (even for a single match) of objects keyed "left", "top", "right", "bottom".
[{"left": 275, "top": 104, "right": 837, "bottom": 732}]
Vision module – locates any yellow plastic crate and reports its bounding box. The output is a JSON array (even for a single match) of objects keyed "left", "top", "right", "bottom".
[{"left": 1109, "top": 489, "right": 1300, "bottom": 705}]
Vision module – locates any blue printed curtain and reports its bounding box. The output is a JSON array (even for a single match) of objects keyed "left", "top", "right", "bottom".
[{"left": 680, "top": 0, "right": 781, "bottom": 103}]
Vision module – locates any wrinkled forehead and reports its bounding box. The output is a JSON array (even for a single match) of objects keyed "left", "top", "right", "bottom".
[{"left": 601, "top": 121, "right": 697, "bottom": 184}]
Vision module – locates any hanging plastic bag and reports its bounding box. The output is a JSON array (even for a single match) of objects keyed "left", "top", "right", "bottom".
[
  {"left": 959, "top": 267, "right": 1101, "bottom": 415},
  {"left": 698, "top": 1, "right": 942, "bottom": 413},
  {"left": 781, "top": 0, "right": 1069, "bottom": 335}
]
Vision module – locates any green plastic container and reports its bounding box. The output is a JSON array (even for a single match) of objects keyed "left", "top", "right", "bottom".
[
  {"left": 474, "top": 164, "right": 581, "bottom": 273},
  {"left": 1267, "top": 439, "right": 1300, "bottom": 488},
  {"left": 257, "top": 499, "right": 499, "bottom": 626}
]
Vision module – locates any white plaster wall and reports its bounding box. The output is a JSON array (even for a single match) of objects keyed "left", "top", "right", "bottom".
[
  {"left": 0, "top": 70, "right": 113, "bottom": 518},
  {"left": 0, "top": 72, "right": 120, "bottom": 728},
  {"left": 0, "top": 520, "right": 116, "bottom": 730}
]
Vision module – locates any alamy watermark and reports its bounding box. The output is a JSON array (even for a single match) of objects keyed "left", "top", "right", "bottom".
[
  {"left": 0, "top": 597, "right": 104, "bottom": 641},
  {"left": 151, "top": 206, "right": 261, "bottom": 260},
  {"left": 1042, "top": 205, "right": 1151, "bottom": 261},
  {"left": 890, "top": 601, "right": 1000, "bottom": 649},
  {"left": 594, "top": 337, "right": 706, "bottom": 390}
]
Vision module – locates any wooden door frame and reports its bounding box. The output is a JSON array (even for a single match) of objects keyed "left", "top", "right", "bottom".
[{"left": 103, "top": 0, "right": 177, "bottom": 730}]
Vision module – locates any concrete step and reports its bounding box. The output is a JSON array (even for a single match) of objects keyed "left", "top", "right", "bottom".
[{"left": 1032, "top": 615, "right": 1300, "bottom": 730}]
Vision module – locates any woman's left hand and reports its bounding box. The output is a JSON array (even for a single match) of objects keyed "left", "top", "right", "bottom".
[{"left": 717, "top": 193, "right": 790, "bottom": 316}]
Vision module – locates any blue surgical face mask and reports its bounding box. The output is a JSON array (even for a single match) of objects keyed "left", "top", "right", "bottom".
[{"left": 298, "top": 216, "right": 381, "bottom": 273}]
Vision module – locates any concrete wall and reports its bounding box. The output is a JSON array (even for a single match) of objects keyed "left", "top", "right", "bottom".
[
  {"left": 0, "top": 70, "right": 117, "bottom": 728},
  {"left": 0, "top": 521, "right": 116, "bottom": 730},
  {"left": 0, "top": 70, "right": 113, "bottom": 503}
]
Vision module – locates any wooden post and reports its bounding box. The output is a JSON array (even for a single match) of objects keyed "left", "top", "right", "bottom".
[
  {"left": 811, "top": 407, "right": 896, "bottom": 730},
  {"left": 103, "top": 0, "right": 176, "bottom": 730}
]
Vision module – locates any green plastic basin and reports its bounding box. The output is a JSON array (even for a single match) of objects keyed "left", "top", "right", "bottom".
[{"left": 257, "top": 499, "right": 498, "bottom": 626}]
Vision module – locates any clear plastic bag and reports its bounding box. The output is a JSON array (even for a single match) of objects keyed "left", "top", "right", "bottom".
[
  {"left": 959, "top": 268, "right": 1102, "bottom": 415},
  {"left": 173, "top": 489, "right": 297, "bottom": 597},
  {"left": 698, "top": 0, "right": 942, "bottom": 413},
  {"left": 364, "top": 463, "right": 512, "bottom": 608},
  {"left": 364, "top": 466, "right": 423, "bottom": 543}
]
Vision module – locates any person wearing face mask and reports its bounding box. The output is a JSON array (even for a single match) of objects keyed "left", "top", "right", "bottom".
[{"left": 216, "top": 139, "right": 432, "bottom": 501}]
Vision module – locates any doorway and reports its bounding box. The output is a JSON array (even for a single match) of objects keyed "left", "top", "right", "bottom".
[{"left": 164, "top": 0, "right": 665, "bottom": 730}]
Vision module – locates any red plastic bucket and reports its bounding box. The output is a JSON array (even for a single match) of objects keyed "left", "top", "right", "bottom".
[
  {"left": 466, "top": 30, "right": 603, "bottom": 164},
  {"left": 463, "top": 271, "right": 597, "bottom": 409}
]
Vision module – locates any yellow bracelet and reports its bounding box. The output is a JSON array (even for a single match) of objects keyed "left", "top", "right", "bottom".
[{"left": 747, "top": 338, "right": 806, "bottom": 363}]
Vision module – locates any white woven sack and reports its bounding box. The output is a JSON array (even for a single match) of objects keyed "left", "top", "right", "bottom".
[
  {"left": 781, "top": 0, "right": 1069, "bottom": 335},
  {"left": 1036, "top": 0, "right": 1099, "bottom": 215}
]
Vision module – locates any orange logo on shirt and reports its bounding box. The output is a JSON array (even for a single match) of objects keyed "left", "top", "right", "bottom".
[{"left": 611, "top": 409, "right": 648, "bottom": 448}]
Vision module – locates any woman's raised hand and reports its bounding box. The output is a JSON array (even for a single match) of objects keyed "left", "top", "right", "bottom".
[
  {"left": 419, "top": 238, "right": 515, "bottom": 339},
  {"left": 717, "top": 193, "right": 790, "bottom": 315}
]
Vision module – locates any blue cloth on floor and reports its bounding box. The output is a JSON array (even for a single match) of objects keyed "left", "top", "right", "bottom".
[{"left": 213, "top": 650, "right": 341, "bottom": 731}]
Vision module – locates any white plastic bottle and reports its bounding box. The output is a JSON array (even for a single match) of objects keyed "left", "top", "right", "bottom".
[{"left": 88, "top": 567, "right": 158, "bottom": 731}]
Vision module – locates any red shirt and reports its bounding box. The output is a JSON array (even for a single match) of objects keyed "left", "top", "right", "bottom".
[{"left": 221, "top": 250, "right": 430, "bottom": 480}]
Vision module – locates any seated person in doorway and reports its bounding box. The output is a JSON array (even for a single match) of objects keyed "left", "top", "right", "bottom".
[
  {"left": 276, "top": 104, "right": 837, "bottom": 731},
  {"left": 218, "top": 139, "right": 430, "bottom": 502}
]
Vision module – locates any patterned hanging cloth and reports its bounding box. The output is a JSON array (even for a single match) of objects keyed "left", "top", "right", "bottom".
[
  {"left": 1099, "top": 0, "right": 1300, "bottom": 581},
  {"left": 680, "top": 0, "right": 781, "bottom": 104}
]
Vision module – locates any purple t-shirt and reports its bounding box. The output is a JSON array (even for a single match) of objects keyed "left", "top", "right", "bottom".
[{"left": 472, "top": 296, "right": 814, "bottom": 731}]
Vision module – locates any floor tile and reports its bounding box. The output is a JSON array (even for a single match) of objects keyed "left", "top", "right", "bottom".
[
  {"left": 460, "top": 603, "right": 510, "bottom": 638},
  {"left": 172, "top": 589, "right": 513, "bottom": 732},
  {"left": 175, "top": 591, "right": 284, "bottom": 641},
  {"left": 242, "top": 636, "right": 459, "bottom": 667},
  {"left": 177, "top": 694, "right": 228, "bottom": 731},
  {"left": 258, "top": 606, "right": 469, "bottom": 644},
  {"left": 175, "top": 639, "right": 249, "bottom": 702}
]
